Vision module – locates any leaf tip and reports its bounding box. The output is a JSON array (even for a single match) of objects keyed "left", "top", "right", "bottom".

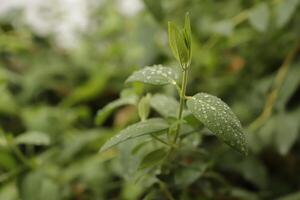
[{"left": 99, "top": 146, "right": 107, "bottom": 153}]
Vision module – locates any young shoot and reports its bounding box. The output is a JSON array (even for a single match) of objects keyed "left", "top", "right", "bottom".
[{"left": 97, "top": 13, "right": 247, "bottom": 173}]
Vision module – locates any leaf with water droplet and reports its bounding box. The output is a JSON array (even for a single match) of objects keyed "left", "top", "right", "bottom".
[
  {"left": 126, "top": 65, "right": 180, "bottom": 85},
  {"left": 186, "top": 93, "right": 247, "bottom": 155},
  {"left": 100, "top": 118, "right": 169, "bottom": 152}
]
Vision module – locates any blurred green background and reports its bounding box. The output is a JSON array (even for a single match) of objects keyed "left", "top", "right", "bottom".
[{"left": 0, "top": 0, "right": 300, "bottom": 199}]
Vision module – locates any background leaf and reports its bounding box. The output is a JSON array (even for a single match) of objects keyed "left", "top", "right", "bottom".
[
  {"left": 95, "top": 95, "right": 138, "bottom": 125},
  {"left": 213, "top": 20, "right": 234, "bottom": 36},
  {"left": 274, "top": 112, "right": 299, "bottom": 155},
  {"left": 277, "top": 191, "right": 300, "bottom": 200},
  {"left": 175, "top": 165, "right": 207, "bottom": 187},
  {"left": 143, "top": 0, "right": 164, "bottom": 23},
  {"left": 248, "top": 3, "right": 269, "bottom": 32},
  {"left": 19, "top": 170, "right": 61, "bottom": 200},
  {"left": 15, "top": 131, "right": 51, "bottom": 146},
  {"left": 247, "top": 110, "right": 300, "bottom": 155},
  {"left": 275, "top": 0, "right": 300, "bottom": 28},
  {"left": 276, "top": 65, "right": 300, "bottom": 110}
]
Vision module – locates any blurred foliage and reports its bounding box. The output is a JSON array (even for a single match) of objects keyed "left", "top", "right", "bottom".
[{"left": 0, "top": 0, "right": 300, "bottom": 199}]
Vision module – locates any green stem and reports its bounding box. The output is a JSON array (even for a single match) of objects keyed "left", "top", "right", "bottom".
[
  {"left": 174, "top": 68, "right": 189, "bottom": 143},
  {"left": 5, "top": 135, "right": 35, "bottom": 169},
  {"left": 151, "top": 134, "right": 177, "bottom": 148},
  {"left": 248, "top": 39, "right": 300, "bottom": 132},
  {"left": 158, "top": 180, "right": 175, "bottom": 200}
]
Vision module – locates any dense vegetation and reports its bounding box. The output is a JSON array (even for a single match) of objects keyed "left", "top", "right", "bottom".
[{"left": 0, "top": 0, "right": 300, "bottom": 199}]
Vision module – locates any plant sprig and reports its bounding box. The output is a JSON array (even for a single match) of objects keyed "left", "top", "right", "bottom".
[{"left": 98, "top": 13, "right": 247, "bottom": 173}]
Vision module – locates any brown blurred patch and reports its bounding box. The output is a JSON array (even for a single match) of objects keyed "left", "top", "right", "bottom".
[
  {"left": 114, "top": 105, "right": 138, "bottom": 128},
  {"left": 72, "top": 182, "right": 86, "bottom": 200},
  {"left": 229, "top": 56, "right": 245, "bottom": 73}
]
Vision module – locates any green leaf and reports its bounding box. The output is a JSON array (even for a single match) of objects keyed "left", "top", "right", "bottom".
[
  {"left": 131, "top": 141, "right": 150, "bottom": 155},
  {"left": 15, "top": 131, "right": 51, "bottom": 146},
  {"left": 275, "top": 0, "right": 300, "bottom": 28},
  {"left": 121, "top": 181, "right": 143, "bottom": 200},
  {"left": 168, "top": 22, "right": 181, "bottom": 62},
  {"left": 0, "top": 151, "right": 17, "bottom": 170},
  {"left": 139, "top": 147, "right": 167, "bottom": 169},
  {"left": 95, "top": 95, "right": 138, "bottom": 125},
  {"left": 19, "top": 171, "right": 44, "bottom": 200},
  {"left": 247, "top": 116, "right": 275, "bottom": 153},
  {"left": 183, "top": 12, "right": 192, "bottom": 62},
  {"left": 100, "top": 118, "right": 169, "bottom": 152},
  {"left": 213, "top": 20, "right": 234, "bottom": 36},
  {"left": 0, "top": 66, "right": 20, "bottom": 84},
  {"left": 118, "top": 137, "right": 153, "bottom": 179},
  {"left": 277, "top": 191, "right": 300, "bottom": 200},
  {"left": 0, "top": 183, "right": 18, "bottom": 200},
  {"left": 235, "top": 157, "right": 268, "bottom": 189},
  {"left": 0, "top": 133, "right": 7, "bottom": 147},
  {"left": 138, "top": 94, "right": 151, "bottom": 121},
  {"left": 175, "top": 164, "right": 207, "bottom": 187},
  {"left": 231, "top": 188, "right": 260, "bottom": 200},
  {"left": 248, "top": 110, "right": 300, "bottom": 155},
  {"left": 248, "top": 3, "right": 269, "bottom": 32},
  {"left": 126, "top": 65, "right": 179, "bottom": 85},
  {"left": 274, "top": 113, "right": 299, "bottom": 155},
  {"left": 19, "top": 170, "right": 60, "bottom": 200},
  {"left": 176, "top": 29, "right": 190, "bottom": 66},
  {"left": 186, "top": 93, "right": 247, "bottom": 155},
  {"left": 276, "top": 65, "right": 300, "bottom": 110},
  {"left": 143, "top": 0, "right": 164, "bottom": 22},
  {"left": 62, "top": 68, "right": 113, "bottom": 106},
  {"left": 150, "top": 94, "right": 190, "bottom": 118},
  {"left": 59, "top": 130, "right": 107, "bottom": 162},
  {"left": 168, "top": 21, "right": 190, "bottom": 66},
  {"left": 150, "top": 94, "right": 177, "bottom": 118},
  {"left": 0, "top": 85, "right": 18, "bottom": 115}
]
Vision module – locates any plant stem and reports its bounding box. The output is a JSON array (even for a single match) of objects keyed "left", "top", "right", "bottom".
[
  {"left": 151, "top": 134, "right": 177, "bottom": 148},
  {"left": 248, "top": 39, "right": 300, "bottom": 132},
  {"left": 5, "top": 135, "right": 35, "bottom": 169},
  {"left": 158, "top": 180, "right": 175, "bottom": 200},
  {"left": 174, "top": 68, "right": 189, "bottom": 143}
]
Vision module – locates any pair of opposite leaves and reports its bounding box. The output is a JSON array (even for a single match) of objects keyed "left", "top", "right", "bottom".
[{"left": 101, "top": 64, "right": 247, "bottom": 155}]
